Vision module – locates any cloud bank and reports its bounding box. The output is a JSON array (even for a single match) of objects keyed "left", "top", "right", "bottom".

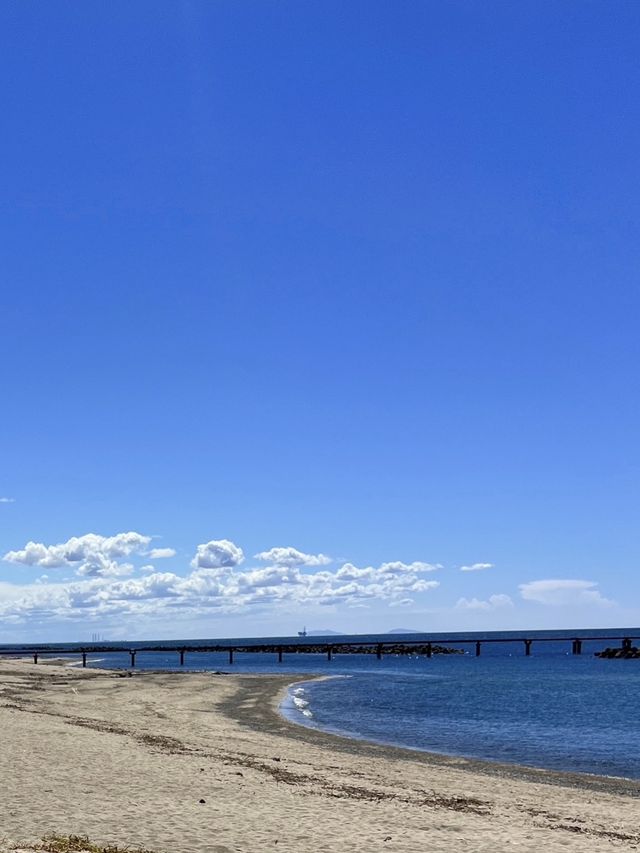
[
  {"left": 0, "top": 533, "right": 441, "bottom": 626},
  {"left": 519, "top": 579, "right": 613, "bottom": 607},
  {"left": 1, "top": 531, "right": 617, "bottom": 633}
]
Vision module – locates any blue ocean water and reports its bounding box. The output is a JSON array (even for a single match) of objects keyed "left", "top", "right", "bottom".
[
  {"left": 283, "top": 656, "right": 640, "bottom": 780},
  {"left": 5, "top": 629, "right": 640, "bottom": 780}
]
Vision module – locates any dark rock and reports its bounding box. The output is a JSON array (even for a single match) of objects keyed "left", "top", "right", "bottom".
[{"left": 595, "top": 646, "right": 640, "bottom": 659}]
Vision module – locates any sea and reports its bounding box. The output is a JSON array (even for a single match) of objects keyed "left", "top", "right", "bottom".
[{"left": 5, "top": 628, "right": 640, "bottom": 781}]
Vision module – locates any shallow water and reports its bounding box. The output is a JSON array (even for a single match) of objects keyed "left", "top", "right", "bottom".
[{"left": 281, "top": 654, "right": 640, "bottom": 779}]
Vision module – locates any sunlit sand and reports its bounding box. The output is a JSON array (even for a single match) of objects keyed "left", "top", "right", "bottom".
[{"left": 1, "top": 659, "right": 638, "bottom": 852}]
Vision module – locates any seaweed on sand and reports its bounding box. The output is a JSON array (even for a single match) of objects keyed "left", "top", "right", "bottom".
[{"left": 7, "top": 835, "right": 157, "bottom": 853}]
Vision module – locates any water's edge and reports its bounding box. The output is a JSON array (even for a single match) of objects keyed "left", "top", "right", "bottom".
[{"left": 278, "top": 675, "right": 640, "bottom": 784}]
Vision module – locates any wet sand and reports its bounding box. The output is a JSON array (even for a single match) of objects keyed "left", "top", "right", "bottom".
[{"left": 0, "top": 658, "right": 638, "bottom": 852}]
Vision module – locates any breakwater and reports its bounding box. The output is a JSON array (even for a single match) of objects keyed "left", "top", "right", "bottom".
[
  {"left": 596, "top": 639, "right": 640, "bottom": 659},
  {"left": 2, "top": 631, "right": 639, "bottom": 668}
]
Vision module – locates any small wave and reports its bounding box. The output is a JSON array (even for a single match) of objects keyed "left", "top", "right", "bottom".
[
  {"left": 301, "top": 709, "right": 313, "bottom": 718},
  {"left": 293, "top": 696, "right": 309, "bottom": 709}
]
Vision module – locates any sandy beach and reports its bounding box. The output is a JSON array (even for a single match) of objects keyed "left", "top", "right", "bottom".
[{"left": 0, "top": 659, "right": 638, "bottom": 852}]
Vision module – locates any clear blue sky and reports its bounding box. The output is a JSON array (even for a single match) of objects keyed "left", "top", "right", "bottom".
[{"left": 1, "top": 1, "right": 639, "bottom": 641}]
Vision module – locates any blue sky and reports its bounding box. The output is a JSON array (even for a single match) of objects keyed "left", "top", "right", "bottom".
[{"left": 1, "top": 1, "right": 639, "bottom": 641}]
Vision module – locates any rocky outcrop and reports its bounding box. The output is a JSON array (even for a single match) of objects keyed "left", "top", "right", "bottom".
[{"left": 595, "top": 646, "right": 640, "bottom": 659}]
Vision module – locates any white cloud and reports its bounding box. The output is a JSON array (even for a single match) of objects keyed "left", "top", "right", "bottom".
[
  {"left": 0, "top": 497, "right": 15, "bottom": 503},
  {"left": 459, "top": 562, "right": 493, "bottom": 572},
  {"left": 389, "top": 598, "right": 414, "bottom": 607},
  {"left": 148, "top": 548, "right": 176, "bottom": 559},
  {"left": 379, "top": 561, "right": 440, "bottom": 574},
  {"left": 519, "top": 579, "right": 613, "bottom": 607},
  {"left": 0, "top": 553, "right": 441, "bottom": 626},
  {"left": 456, "top": 594, "right": 513, "bottom": 611},
  {"left": 75, "top": 555, "right": 134, "bottom": 578},
  {"left": 3, "top": 532, "right": 151, "bottom": 577},
  {"left": 191, "top": 539, "right": 244, "bottom": 569},
  {"left": 254, "top": 546, "right": 332, "bottom": 567},
  {"left": 337, "top": 561, "right": 439, "bottom": 581}
]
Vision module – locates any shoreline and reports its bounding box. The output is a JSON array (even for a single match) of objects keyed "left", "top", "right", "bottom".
[
  {"left": 1, "top": 659, "right": 639, "bottom": 852},
  {"left": 7, "top": 657, "right": 640, "bottom": 793},
  {"left": 235, "top": 672, "right": 640, "bottom": 797}
]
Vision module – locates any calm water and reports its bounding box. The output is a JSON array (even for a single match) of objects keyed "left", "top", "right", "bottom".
[
  {"left": 5, "top": 629, "right": 640, "bottom": 780},
  {"left": 283, "top": 655, "right": 640, "bottom": 779}
]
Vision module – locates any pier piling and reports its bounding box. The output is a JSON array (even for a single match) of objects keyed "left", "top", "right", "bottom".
[{"left": 6, "top": 633, "right": 640, "bottom": 669}]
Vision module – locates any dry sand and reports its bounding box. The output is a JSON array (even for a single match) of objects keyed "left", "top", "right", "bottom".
[{"left": 0, "top": 658, "right": 638, "bottom": 852}]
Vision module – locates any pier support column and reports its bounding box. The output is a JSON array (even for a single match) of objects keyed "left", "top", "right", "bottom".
[
  {"left": 327, "top": 646, "right": 332, "bottom": 661},
  {"left": 475, "top": 641, "right": 481, "bottom": 657},
  {"left": 228, "top": 648, "right": 234, "bottom": 665},
  {"left": 572, "top": 639, "right": 582, "bottom": 655},
  {"left": 622, "top": 638, "right": 632, "bottom": 652},
  {"left": 524, "top": 640, "right": 532, "bottom": 656},
  {"left": 426, "top": 643, "right": 432, "bottom": 659},
  {"left": 33, "top": 652, "right": 38, "bottom": 664},
  {"left": 278, "top": 646, "right": 283, "bottom": 663},
  {"left": 82, "top": 651, "right": 87, "bottom": 668},
  {"left": 129, "top": 650, "right": 136, "bottom": 667},
  {"left": 179, "top": 650, "right": 185, "bottom": 666},
  {"left": 376, "top": 644, "right": 383, "bottom": 660}
]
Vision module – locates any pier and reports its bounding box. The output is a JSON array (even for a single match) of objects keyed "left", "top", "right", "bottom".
[{"left": 1, "top": 633, "right": 639, "bottom": 667}]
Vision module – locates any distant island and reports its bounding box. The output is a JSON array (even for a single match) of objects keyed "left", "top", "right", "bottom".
[{"left": 388, "top": 628, "right": 422, "bottom": 634}]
